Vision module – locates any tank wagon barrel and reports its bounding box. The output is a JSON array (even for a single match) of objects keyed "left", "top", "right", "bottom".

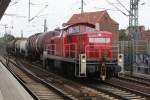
[
  {"left": 19, "top": 39, "right": 28, "bottom": 56},
  {"left": 26, "top": 31, "right": 60, "bottom": 59},
  {"left": 27, "top": 33, "right": 41, "bottom": 55},
  {"left": 6, "top": 38, "right": 24, "bottom": 55},
  {"left": 36, "top": 31, "right": 60, "bottom": 54}
]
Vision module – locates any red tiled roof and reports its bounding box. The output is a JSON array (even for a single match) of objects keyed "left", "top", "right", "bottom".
[{"left": 65, "top": 10, "right": 118, "bottom": 26}]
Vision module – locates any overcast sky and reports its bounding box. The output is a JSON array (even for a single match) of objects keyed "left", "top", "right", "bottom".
[{"left": 0, "top": 0, "right": 149, "bottom": 37}]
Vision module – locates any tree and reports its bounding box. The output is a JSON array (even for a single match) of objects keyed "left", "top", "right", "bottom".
[
  {"left": 119, "top": 29, "right": 129, "bottom": 41},
  {"left": 0, "top": 34, "right": 15, "bottom": 54},
  {"left": 3, "top": 33, "right": 15, "bottom": 42}
]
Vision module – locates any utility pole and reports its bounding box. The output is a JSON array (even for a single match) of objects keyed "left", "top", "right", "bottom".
[
  {"left": 81, "top": 0, "right": 84, "bottom": 13},
  {"left": 129, "top": 0, "right": 140, "bottom": 75},
  {"left": 4, "top": 24, "right": 8, "bottom": 41},
  {"left": 28, "top": 0, "right": 31, "bottom": 22},
  {"left": 4, "top": 24, "right": 8, "bottom": 34},
  {"left": 44, "top": 19, "right": 47, "bottom": 32},
  {"left": 21, "top": 30, "right": 23, "bottom": 38},
  {"left": 105, "top": 0, "right": 141, "bottom": 75}
]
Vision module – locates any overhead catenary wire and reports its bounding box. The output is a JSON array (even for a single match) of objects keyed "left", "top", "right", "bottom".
[
  {"left": 94, "top": 7, "right": 122, "bottom": 11},
  {"left": 116, "top": 0, "right": 134, "bottom": 16},
  {"left": 4, "top": 13, "right": 26, "bottom": 18},
  {"left": 9, "top": 1, "right": 18, "bottom": 6},
  {"left": 105, "top": 0, "right": 129, "bottom": 16},
  {"left": 29, "top": 4, "right": 48, "bottom": 22}
]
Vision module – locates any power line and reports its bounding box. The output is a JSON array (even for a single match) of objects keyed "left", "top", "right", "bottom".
[
  {"left": 105, "top": 0, "right": 129, "bottom": 16},
  {"left": 94, "top": 7, "right": 120, "bottom": 11},
  {"left": 29, "top": 4, "right": 48, "bottom": 22},
  {"left": 4, "top": 13, "right": 26, "bottom": 18},
  {"left": 116, "top": 0, "right": 134, "bottom": 16}
]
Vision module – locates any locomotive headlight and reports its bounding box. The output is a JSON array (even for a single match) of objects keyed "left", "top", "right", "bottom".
[
  {"left": 98, "top": 33, "right": 101, "bottom": 37},
  {"left": 82, "top": 59, "right": 86, "bottom": 63},
  {"left": 119, "top": 59, "right": 123, "bottom": 62}
]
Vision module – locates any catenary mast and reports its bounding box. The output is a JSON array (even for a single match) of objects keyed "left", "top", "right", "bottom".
[{"left": 129, "top": 0, "right": 139, "bottom": 39}]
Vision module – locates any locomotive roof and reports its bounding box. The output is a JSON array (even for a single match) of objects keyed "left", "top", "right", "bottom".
[{"left": 62, "top": 22, "right": 95, "bottom": 30}]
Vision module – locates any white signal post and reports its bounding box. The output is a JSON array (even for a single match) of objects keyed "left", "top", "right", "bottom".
[{"left": 118, "top": 54, "right": 124, "bottom": 74}]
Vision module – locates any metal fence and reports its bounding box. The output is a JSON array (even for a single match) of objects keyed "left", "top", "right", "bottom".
[{"left": 112, "top": 40, "right": 150, "bottom": 75}]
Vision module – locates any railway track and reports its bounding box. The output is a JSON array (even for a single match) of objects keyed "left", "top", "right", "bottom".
[
  {"left": 0, "top": 56, "right": 76, "bottom": 100},
  {"left": 20, "top": 58, "right": 150, "bottom": 100},
  {"left": 2, "top": 55, "right": 150, "bottom": 100},
  {"left": 18, "top": 58, "right": 150, "bottom": 100},
  {"left": 1, "top": 56, "right": 123, "bottom": 100},
  {"left": 86, "top": 83, "right": 148, "bottom": 100},
  {"left": 76, "top": 76, "right": 149, "bottom": 100},
  {"left": 103, "top": 78, "right": 150, "bottom": 100},
  {"left": 18, "top": 58, "right": 121, "bottom": 100},
  {"left": 118, "top": 75, "right": 150, "bottom": 86}
]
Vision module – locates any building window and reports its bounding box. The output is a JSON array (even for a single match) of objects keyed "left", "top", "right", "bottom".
[{"left": 68, "top": 26, "right": 80, "bottom": 33}]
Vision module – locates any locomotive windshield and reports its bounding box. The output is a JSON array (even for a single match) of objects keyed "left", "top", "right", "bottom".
[
  {"left": 68, "top": 26, "right": 80, "bottom": 33},
  {"left": 89, "top": 37, "right": 110, "bottom": 43},
  {"left": 85, "top": 26, "right": 95, "bottom": 32}
]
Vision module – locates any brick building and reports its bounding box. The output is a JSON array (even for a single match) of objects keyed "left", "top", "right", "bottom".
[
  {"left": 139, "top": 26, "right": 150, "bottom": 41},
  {"left": 126, "top": 26, "right": 150, "bottom": 41},
  {"left": 64, "top": 11, "right": 119, "bottom": 42}
]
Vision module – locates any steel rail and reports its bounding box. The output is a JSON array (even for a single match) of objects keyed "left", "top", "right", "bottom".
[{"left": 1, "top": 56, "right": 74, "bottom": 100}]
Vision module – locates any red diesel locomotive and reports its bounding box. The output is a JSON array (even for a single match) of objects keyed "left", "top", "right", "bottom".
[{"left": 43, "top": 23, "right": 120, "bottom": 79}]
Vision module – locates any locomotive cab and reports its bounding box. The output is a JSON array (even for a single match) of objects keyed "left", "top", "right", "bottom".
[{"left": 64, "top": 23, "right": 112, "bottom": 60}]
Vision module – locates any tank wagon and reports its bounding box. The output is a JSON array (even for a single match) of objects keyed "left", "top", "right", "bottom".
[
  {"left": 7, "top": 23, "right": 121, "bottom": 80},
  {"left": 19, "top": 39, "right": 28, "bottom": 56},
  {"left": 6, "top": 38, "right": 24, "bottom": 55},
  {"left": 27, "top": 33, "right": 41, "bottom": 59},
  {"left": 26, "top": 31, "right": 60, "bottom": 60}
]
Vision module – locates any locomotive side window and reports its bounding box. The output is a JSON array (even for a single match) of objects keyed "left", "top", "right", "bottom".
[
  {"left": 89, "top": 37, "right": 110, "bottom": 43},
  {"left": 68, "top": 26, "right": 80, "bottom": 33},
  {"left": 85, "top": 26, "right": 95, "bottom": 32}
]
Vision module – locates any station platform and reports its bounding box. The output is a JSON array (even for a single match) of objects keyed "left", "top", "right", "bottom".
[{"left": 0, "top": 62, "right": 34, "bottom": 100}]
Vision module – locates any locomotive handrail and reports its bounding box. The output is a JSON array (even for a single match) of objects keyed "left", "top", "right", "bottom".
[
  {"left": 85, "top": 44, "right": 112, "bottom": 59},
  {"left": 64, "top": 43, "right": 77, "bottom": 58},
  {"left": 45, "top": 44, "right": 56, "bottom": 55}
]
